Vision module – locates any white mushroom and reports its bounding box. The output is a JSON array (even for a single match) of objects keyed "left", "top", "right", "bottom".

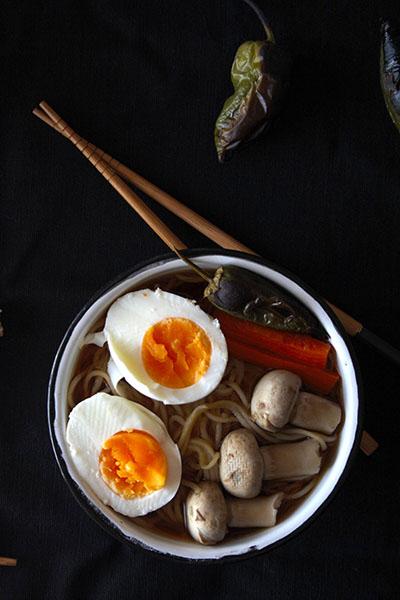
[
  {"left": 185, "top": 481, "right": 284, "bottom": 545},
  {"left": 251, "top": 370, "right": 302, "bottom": 431},
  {"left": 251, "top": 371, "right": 342, "bottom": 436},
  {"left": 219, "top": 429, "right": 264, "bottom": 498},
  {"left": 290, "top": 392, "right": 342, "bottom": 434},
  {"left": 219, "top": 430, "right": 322, "bottom": 498},
  {"left": 185, "top": 482, "right": 227, "bottom": 545}
]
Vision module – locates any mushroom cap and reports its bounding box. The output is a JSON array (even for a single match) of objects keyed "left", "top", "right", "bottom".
[
  {"left": 219, "top": 428, "right": 264, "bottom": 498},
  {"left": 185, "top": 482, "right": 227, "bottom": 545},
  {"left": 251, "top": 370, "right": 301, "bottom": 431}
]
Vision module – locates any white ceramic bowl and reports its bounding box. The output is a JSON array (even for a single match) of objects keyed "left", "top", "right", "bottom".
[{"left": 48, "top": 250, "right": 362, "bottom": 561}]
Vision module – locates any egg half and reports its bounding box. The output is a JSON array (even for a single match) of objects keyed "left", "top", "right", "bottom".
[
  {"left": 103, "top": 289, "right": 228, "bottom": 404},
  {"left": 66, "top": 392, "right": 182, "bottom": 517}
]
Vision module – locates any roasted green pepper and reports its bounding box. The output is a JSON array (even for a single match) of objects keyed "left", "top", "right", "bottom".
[
  {"left": 214, "top": 0, "right": 290, "bottom": 162},
  {"left": 203, "top": 265, "right": 325, "bottom": 337},
  {"left": 381, "top": 20, "right": 400, "bottom": 133},
  {"left": 176, "top": 250, "right": 325, "bottom": 337}
]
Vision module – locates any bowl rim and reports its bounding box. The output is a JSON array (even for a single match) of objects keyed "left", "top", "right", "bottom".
[{"left": 48, "top": 248, "right": 363, "bottom": 563}]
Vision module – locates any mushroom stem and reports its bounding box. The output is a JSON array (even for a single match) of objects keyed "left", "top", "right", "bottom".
[
  {"left": 261, "top": 439, "right": 321, "bottom": 480},
  {"left": 290, "top": 392, "right": 342, "bottom": 435},
  {"left": 226, "top": 493, "right": 283, "bottom": 528}
]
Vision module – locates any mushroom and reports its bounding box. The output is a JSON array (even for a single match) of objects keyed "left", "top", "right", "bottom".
[
  {"left": 185, "top": 481, "right": 227, "bottom": 545},
  {"left": 251, "top": 370, "right": 302, "bottom": 431},
  {"left": 185, "top": 481, "right": 283, "bottom": 545},
  {"left": 251, "top": 370, "right": 342, "bottom": 435},
  {"left": 290, "top": 392, "right": 342, "bottom": 435},
  {"left": 219, "top": 429, "right": 264, "bottom": 498},
  {"left": 219, "top": 429, "right": 321, "bottom": 497}
]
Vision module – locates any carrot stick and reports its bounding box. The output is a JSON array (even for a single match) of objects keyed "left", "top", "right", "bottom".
[
  {"left": 216, "top": 310, "right": 331, "bottom": 369},
  {"left": 226, "top": 338, "right": 339, "bottom": 395}
]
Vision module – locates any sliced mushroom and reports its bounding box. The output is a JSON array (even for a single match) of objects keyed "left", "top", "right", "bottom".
[
  {"left": 251, "top": 370, "right": 302, "bottom": 431},
  {"left": 185, "top": 482, "right": 284, "bottom": 545},
  {"left": 219, "top": 428, "right": 264, "bottom": 498},
  {"left": 219, "top": 431, "right": 322, "bottom": 498},
  {"left": 290, "top": 392, "right": 342, "bottom": 435},
  {"left": 185, "top": 482, "right": 227, "bottom": 545}
]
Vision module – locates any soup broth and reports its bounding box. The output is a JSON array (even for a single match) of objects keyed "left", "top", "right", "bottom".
[{"left": 67, "top": 270, "right": 342, "bottom": 542}]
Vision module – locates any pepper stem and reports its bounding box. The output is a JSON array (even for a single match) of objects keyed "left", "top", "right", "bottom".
[
  {"left": 243, "top": 0, "right": 275, "bottom": 43},
  {"left": 172, "top": 247, "right": 213, "bottom": 284}
]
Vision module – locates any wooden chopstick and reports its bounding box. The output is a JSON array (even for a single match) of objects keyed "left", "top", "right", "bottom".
[
  {"left": 360, "top": 431, "right": 378, "bottom": 456},
  {"left": 0, "top": 556, "right": 17, "bottom": 567},
  {"left": 32, "top": 101, "right": 378, "bottom": 456},
  {"left": 32, "top": 105, "right": 368, "bottom": 337},
  {"left": 34, "top": 103, "right": 253, "bottom": 255},
  {"left": 34, "top": 105, "right": 186, "bottom": 253},
  {"left": 39, "top": 106, "right": 400, "bottom": 363}
]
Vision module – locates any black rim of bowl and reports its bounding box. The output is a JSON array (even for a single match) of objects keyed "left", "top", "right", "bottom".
[{"left": 48, "top": 248, "right": 363, "bottom": 564}]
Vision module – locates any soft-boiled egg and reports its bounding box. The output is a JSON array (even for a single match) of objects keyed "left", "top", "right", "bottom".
[
  {"left": 66, "top": 392, "right": 182, "bottom": 517},
  {"left": 103, "top": 289, "right": 228, "bottom": 404}
]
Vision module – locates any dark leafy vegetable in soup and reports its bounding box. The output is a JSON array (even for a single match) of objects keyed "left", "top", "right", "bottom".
[{"left": 66, "top": 269, "right": 342, "bottom": 544}]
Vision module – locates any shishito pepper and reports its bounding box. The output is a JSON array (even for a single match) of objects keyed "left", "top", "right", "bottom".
[
  {"left": 203, "top": 265, "right": 325, "bottom": 338},
  {"left": 175, "top": 250, "right": 325, "bottom": 338},
  {"left": 214, "top": 0, "right": 290, "bottom": 161},
  {"left": 381, "top": 20, "right": 400, "bottom": 133}
]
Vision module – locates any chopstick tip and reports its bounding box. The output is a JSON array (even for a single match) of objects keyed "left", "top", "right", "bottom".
[
  {"left": 173, "top": 247, "right": 212, "bottom": 283},
  {"left": 0, "top": 556, "right": 17, "bottom": 567}
]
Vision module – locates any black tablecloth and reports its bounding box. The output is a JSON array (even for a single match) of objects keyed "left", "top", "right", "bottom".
[{"left": 2, "top": 1, "right": 399, "bottom": 598}]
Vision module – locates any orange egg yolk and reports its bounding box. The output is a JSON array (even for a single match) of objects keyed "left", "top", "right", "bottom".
[
  {"left": 99, "top": 429, "right": 167, "bottom": 499},
  {"left": 141, "top": 317, "right": 212, "bottom": 388}
]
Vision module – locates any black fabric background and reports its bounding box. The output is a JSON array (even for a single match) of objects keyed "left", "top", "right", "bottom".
[{"left": 1, "top": 1, "right": 399, "bottom": 598}]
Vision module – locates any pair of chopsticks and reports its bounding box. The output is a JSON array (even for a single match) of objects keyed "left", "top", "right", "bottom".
[
  {"left": 33, "top": 102, "right": 250, "bottom": 255},
  {"left": 33, "top": 101, "right": 381, "bottom": 456}
]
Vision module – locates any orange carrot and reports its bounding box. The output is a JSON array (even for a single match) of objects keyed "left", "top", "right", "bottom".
[
  {"left": 216, "top": 309, "right": 331, "bottom": 369},
  {"left": 226, "top": 337, "right": 339, "bottom": 395}
]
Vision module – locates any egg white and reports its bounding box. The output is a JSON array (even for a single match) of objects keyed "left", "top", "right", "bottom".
[
  {"left": 66, "top": 392, "right": 182, "bottom": 517},
  {"left": 103, "top": 289, "right": 228, "bottom": 404}
]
